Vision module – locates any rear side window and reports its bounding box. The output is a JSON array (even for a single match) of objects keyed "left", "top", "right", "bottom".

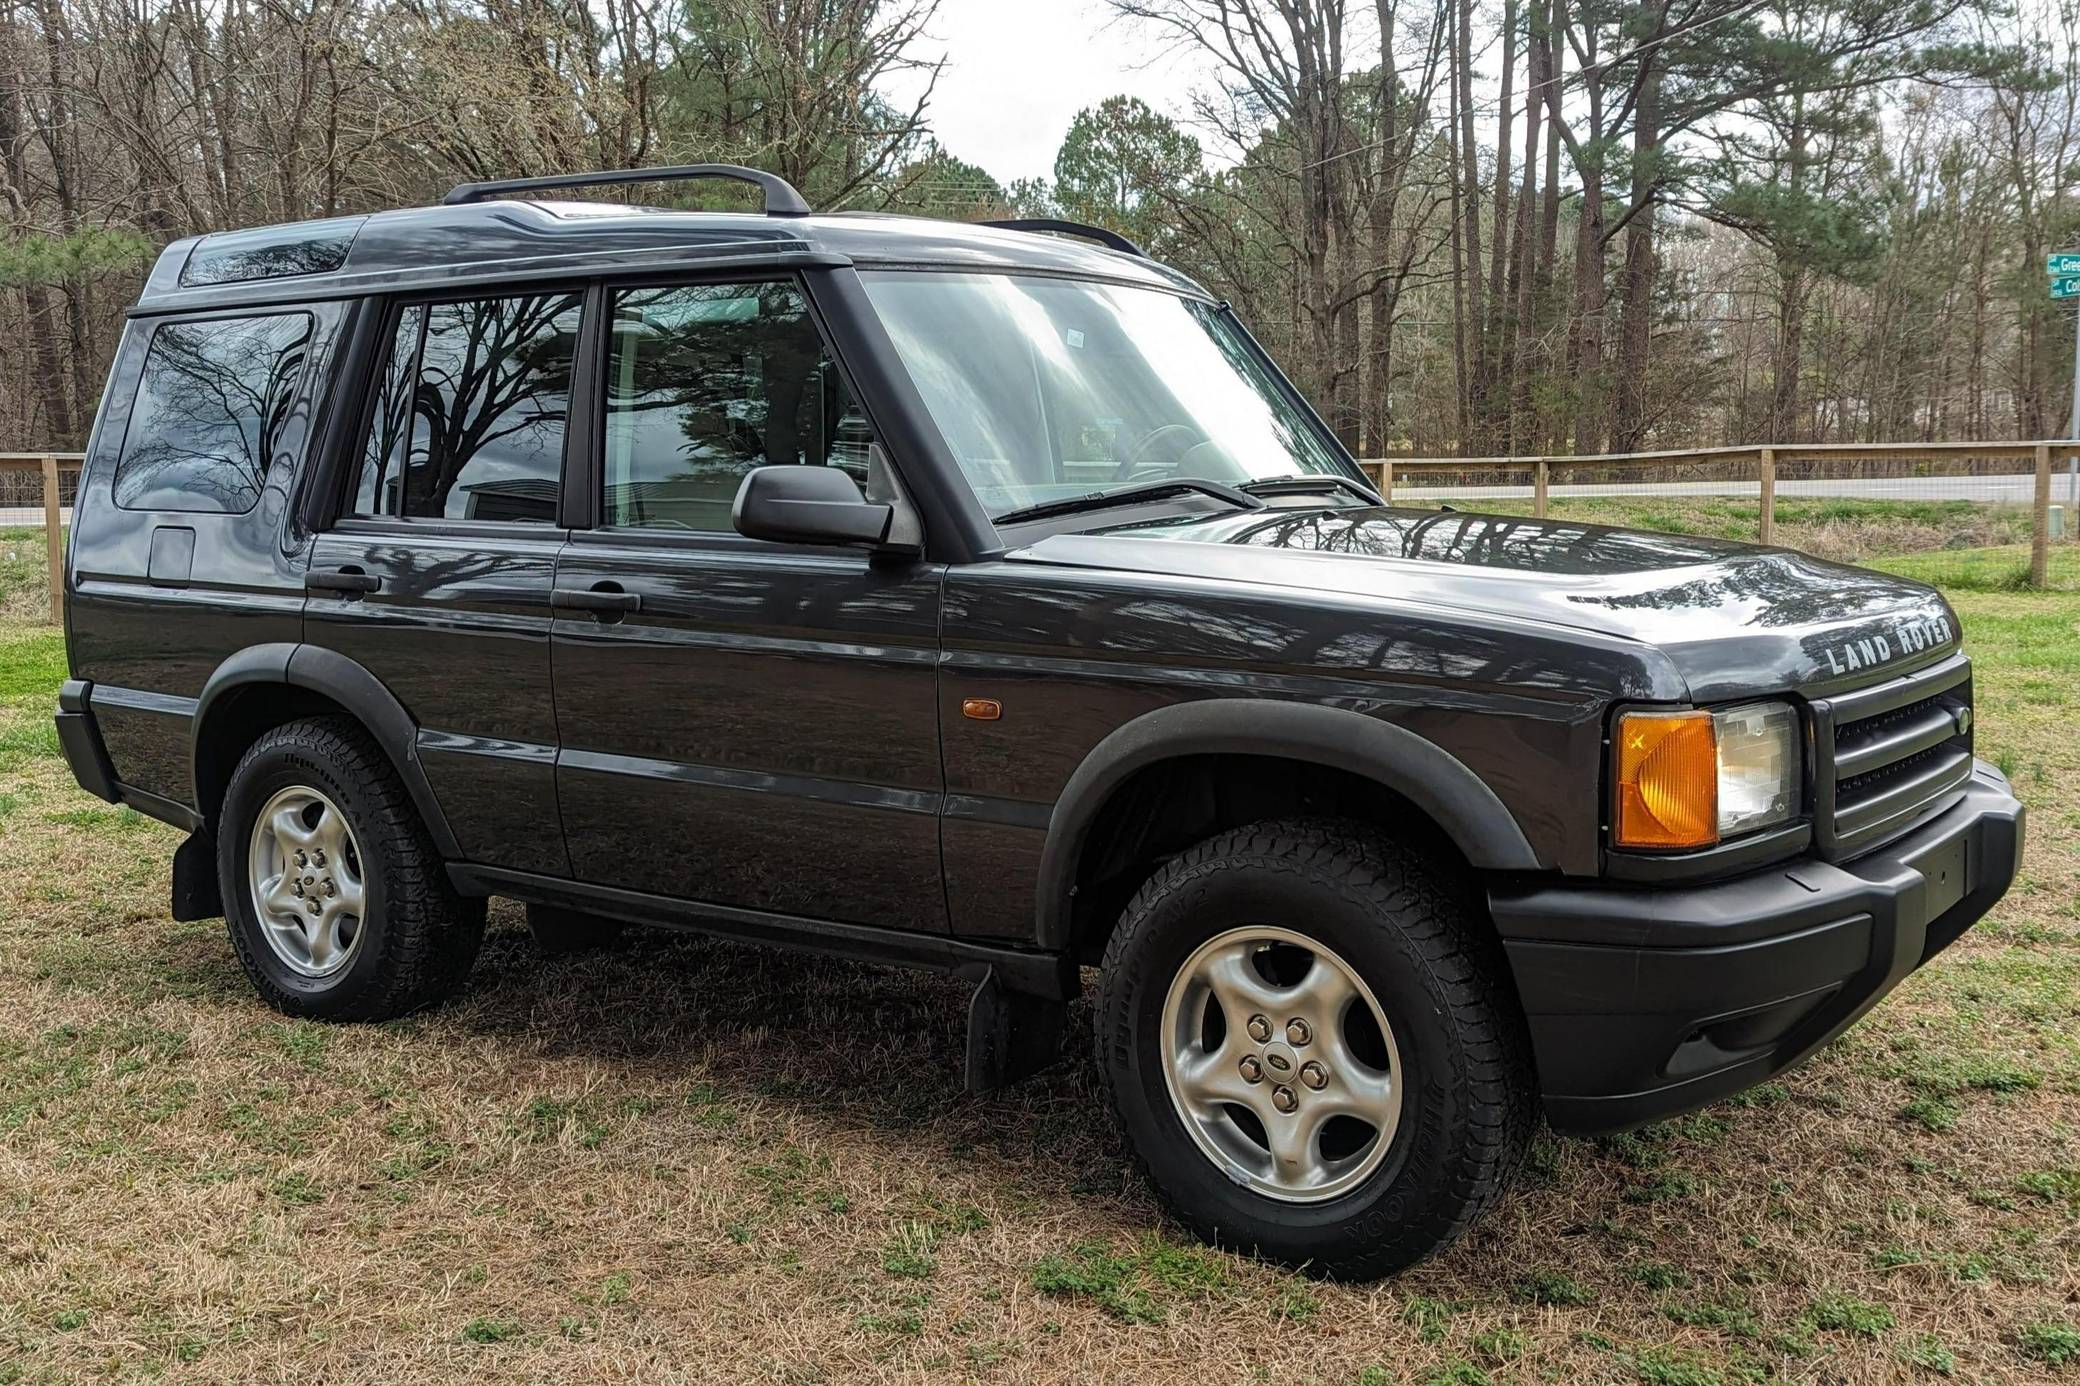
[
  {"left": 113, "top": 313, "right": 312, "bottom": 514},
  {"left": 352, "top": 292, "right": 583, "bottom": 524},
  {"left": 601, "top": 280, "right": 872, "bottom": 531}
]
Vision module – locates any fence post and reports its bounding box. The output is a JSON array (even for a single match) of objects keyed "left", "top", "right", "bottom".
[
  {"left": 41, "top": 454, "right": 63, "bottom": 625},
  {"left": 1380, "top": 458, "right": 1394, "bottom": 506},
  {"left": 1758, "top": 447, "right": 1776, "bottom": 546},
  {"left": 1533, "top": 458, "right": 1549, "bottom": 518},
  {"left": 2033, "top": 441, "right": 2053, "bottom": 589}
]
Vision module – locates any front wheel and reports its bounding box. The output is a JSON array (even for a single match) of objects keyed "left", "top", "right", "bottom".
[
  {"left": 1096, "top": 819, "right": 1535, "bottom": 1279},
  {"left": 219, "top": 717, "right": 485, "bottom": 1021}
]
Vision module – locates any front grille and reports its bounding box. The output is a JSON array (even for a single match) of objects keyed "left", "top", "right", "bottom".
[{"left": 1812, "top": 652, "right": 1972, "bottom": 859}]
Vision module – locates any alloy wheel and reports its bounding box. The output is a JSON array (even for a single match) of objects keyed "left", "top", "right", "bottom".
[
  {"left": 247, "top": 785, "right": 367, "bottom": 978},
  {"left": 1158, "top": 925, "right": 1402, "bottom": 1202}
]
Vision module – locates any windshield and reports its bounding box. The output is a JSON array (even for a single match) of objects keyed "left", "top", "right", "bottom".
[{"left": 859, "top": 272, "right": 1360, "bottom": 520}]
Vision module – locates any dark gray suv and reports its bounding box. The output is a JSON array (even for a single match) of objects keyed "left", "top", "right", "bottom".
[{"left": 53, "top": 165, "right": 2023, "bottom": 1278}]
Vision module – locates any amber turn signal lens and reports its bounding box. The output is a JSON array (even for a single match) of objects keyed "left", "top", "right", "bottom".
[{"left": 1614, "top": 711, "right": 1718, "bottom": 849}]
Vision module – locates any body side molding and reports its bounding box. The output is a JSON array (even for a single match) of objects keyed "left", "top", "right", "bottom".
[{"left": 1034, "top": 698, "right": 1542, "bottom": 950}]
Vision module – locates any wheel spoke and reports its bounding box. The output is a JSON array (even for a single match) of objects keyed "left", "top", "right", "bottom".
[
  {"left": 332, "top": 857, "right": 364, "bottom": 916},
  {"left": 311, "top": 806, "right": 349, "bottom": 865},
  {"left": 270, "top": 803, "right": 317, "bottom": 853},
  {"left": 258, "top": 870, "right": 297, "bottom": 922},
  {"left": 1175, "top": 1047, "right": 1265, "bottom": 1115},
  {"left": 305, "top": 906, "right": 341, "bottom": 968},
  {"left": 1287, "top": 956, "right": 1357, "bottom": 1029},
  {"left": 1315, "top": 1060, "right": 1393, "bottom": 1123},
  {"left": 1264, "top": 1106, "right": 1323, "bottom": 1188},
  {"left": 1201, "top": 943, "right": 1284, "bottom": 1018}
]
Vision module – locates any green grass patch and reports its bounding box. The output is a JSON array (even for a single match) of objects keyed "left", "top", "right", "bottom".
[
  {"left": 2021, "top": 1321, "right": 2080, "bottom": 1367},
  {"left": 459, "top": 1316, "right": 524, "bottom": 1344},
  {"left": 1514, "top": 1269, "right": 1596, "bottom": 1306},
  {"left": 1810, "top": 1293, "right": 1896, "bottom": 1337},
  {"left": 1029, "top": 1236, "right": 1232, "bottom": 1324}
]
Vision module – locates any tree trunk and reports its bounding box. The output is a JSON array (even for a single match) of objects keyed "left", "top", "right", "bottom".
[{"left": 1608, "top": 48, "right": 1660, "bottom": 453}]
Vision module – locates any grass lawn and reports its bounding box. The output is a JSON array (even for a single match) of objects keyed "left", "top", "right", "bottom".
[
  {"left": 1422, "top": 496, "right": 2041, "bottom": 565},
  {"left": 0, "top": 535, "right": 2077, "bottom": 1382}
]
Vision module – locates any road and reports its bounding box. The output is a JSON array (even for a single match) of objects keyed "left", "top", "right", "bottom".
[{"left": 1384, "top": 472, "right": 2069, "bottom": 504}]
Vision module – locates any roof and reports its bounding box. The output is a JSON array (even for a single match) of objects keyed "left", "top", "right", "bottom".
[{"left": 134, "top": 199, "right": 1211, "bottom": 313}]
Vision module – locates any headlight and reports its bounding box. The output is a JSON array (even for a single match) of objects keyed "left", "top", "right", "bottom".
[
  {"left": 1712, "top": 701, "right": 1800, "bottom": 837},
  {"left": 1614, "top": 701, "right": 1801, "bottom": 849}
]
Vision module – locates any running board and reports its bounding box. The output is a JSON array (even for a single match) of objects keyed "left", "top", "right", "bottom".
[{"left": 446, "top": 862, "right": 1078, "bottom": 1004}]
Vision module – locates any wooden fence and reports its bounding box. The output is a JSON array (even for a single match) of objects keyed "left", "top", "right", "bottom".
[
  {"left": 1, "top": 453, "right": 83, "bottom": 624},
  {"left": 1357, "top": 440, "right": 2080, "bottom": 588},
  {"left": 4, "top": 440, "right": 2078, "bottom": 623}
]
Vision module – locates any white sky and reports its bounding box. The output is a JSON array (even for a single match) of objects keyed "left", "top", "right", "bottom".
[{"left": 890, "top": 0, "right": 1226, "bottom": 187}]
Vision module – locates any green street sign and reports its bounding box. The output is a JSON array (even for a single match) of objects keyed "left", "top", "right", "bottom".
[
  {"left": 2055, "top": 275, "right": 2080, "bottom": 300},
  {"left": 2051, "top": 252, "right": 2080, "bottom": 277}
]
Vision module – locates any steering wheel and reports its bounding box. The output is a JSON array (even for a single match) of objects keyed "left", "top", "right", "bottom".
[{"left": 1116, "top": 424, "right": 1208, "bottom": 482}]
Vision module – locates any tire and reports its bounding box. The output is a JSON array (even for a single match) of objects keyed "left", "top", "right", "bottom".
[
  {"left": 1096, "top": 818, "right": 1535, "bottom": 1279},
  {"left": 218, "top": 716, "right": 485, "bottom": 1021},
  {"left": 526, "top": 903, "right": 626, "bottom": 956}
]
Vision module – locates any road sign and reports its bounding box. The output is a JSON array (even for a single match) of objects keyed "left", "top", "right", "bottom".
[
  {"left": 2051, "top": 252, "right": 2080, "bottom": 277},
  {"left": 2055, "top": 275, "right": 2080, "bottom": 300}
]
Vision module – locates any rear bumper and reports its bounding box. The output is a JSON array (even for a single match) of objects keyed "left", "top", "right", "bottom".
[
  {"left": 1490, "top": 762, "right": 2025, "bottom": 1135},
  {"left": 55, "top": 678, "right": 201, "bottom": 831},
  {"left": 55, "top": 678, "right": 120, "bottom": 803}
]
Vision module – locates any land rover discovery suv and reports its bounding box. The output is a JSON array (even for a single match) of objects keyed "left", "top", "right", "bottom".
[{"left": 54, "top": 164, "right": 2023, "bottom": 1278}]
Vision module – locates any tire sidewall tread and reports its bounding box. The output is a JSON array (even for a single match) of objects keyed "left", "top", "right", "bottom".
[{"left": 1096, "top": 817, "right": 1535, "bottom": 1279}]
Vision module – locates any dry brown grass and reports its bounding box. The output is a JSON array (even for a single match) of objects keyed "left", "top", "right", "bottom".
[{"left": 1, "top": 551, "right": 2077, "bottom": 1384}]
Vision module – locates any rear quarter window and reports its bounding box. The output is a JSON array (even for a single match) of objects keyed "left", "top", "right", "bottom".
[{"left": 113, "top": 312, "right": 313, "bottom": 514}]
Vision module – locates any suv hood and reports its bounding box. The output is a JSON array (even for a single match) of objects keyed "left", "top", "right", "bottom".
[{"left": 1005, "top": 506, "right": 1959, "bottom": 701}]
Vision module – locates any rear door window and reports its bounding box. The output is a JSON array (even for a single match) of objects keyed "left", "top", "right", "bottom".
[
  {"left": 351, "top": 292, "right": 583, "bottom": 523},
  {"left": 113, "top": 312, "right": 313, "bottom": 513}
]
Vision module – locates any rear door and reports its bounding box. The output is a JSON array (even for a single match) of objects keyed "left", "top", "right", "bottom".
[
  {"left": 304, "top": 288, "right": 587, "bottom": 875},
  {"left": 65, "top": 305, "right": 340, "bottom": 814},
  {"left": 549, "top": 275, "right": 947, "bottom": 931}
]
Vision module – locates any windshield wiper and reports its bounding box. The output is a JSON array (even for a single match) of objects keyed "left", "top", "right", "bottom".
[
  {"left": 1237, "top": 474, "right": 1382, "bottom": 506},
  {"left": 992, "top": 478, "right": 1267, "bottom": 527}
]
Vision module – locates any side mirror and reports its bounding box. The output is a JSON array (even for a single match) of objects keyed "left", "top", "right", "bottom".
[{"left": 732, "top": 466, "right": 893, "bottom": 548}]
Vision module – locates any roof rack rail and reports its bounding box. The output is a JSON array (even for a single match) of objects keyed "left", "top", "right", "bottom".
[
  {"left": 980, "top": 218, "right": 1146, "bottom": 258},
  {"left": 442, "top": 164, "right": 811, "bottom": 217}
]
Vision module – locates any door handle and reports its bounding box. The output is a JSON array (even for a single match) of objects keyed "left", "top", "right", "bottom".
[
  {"left": 306, "top": 568, "right": 381, "bottom": 596},
  {"left": 551, "top": 586, "right": 641, "bottom": 615}
]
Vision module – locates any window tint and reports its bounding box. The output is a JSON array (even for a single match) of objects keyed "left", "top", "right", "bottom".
[
  {"left": 352, "top": 292, "right": 582, "bottom": 524},
  {"left": 113, "top": 313, "right": 312, "bottom": 513},
  {"left": 602, "top": 281, "right": 871, "bottom": 530}
]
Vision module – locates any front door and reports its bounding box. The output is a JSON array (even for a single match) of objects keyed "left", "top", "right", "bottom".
[
  {"left": 305, "top": 288, "right": 586, "bottom": 875},
  {"left": 549, "top": 274, "right": 948, "bottom": 928},
  {"left": 550, "top": 276, "right": 946, "bottom": 931}
]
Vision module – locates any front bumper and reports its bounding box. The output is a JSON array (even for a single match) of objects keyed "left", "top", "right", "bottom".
[{"left": 1490, "top": 761, "right": 2025, "bottom": 1135}]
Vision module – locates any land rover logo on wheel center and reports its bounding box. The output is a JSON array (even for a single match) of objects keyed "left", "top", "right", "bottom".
[{"left": 1820, "top": 614, "right": 1954, "bottom": 675}]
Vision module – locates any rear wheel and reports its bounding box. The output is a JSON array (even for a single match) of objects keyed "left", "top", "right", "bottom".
[
  {"left": 219, "top": 717, "right": 484, "bottom": 1020},
  {"left": 1097, "top": 819, "right": 1534, "bottom": 1279}
]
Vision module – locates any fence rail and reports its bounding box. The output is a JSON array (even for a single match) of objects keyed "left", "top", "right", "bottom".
[
  {"left": 5, "top": 441, "right": 2078, "bottom": 623},
  {"left": 1357, "top": 440, "right": 2080, "bottom": 587}
]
